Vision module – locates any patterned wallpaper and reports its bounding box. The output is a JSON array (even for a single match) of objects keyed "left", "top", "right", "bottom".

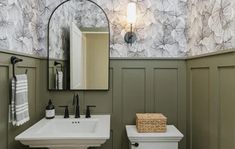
[
  {"left": 187, "top": 0, "right": 235, "bottom": 56},
  {"left": 0, "top": 0, "right": 235, "bottom": 58},
  {"left": 98, "top": 0, "right": 188, "bottom": 57},
  {"left": 0, "top": 0, "right": 46, "bottom": 56}
]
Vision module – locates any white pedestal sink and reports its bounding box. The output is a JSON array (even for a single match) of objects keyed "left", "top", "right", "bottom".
[{"left": 15, "top": 115, "right": 110, "bottom": 149}]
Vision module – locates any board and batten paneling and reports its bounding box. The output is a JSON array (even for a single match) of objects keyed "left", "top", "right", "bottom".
[
  {"left": 0, "top": 52, "right": 44, "bottom": 149},
  {"left": 122, "top": 68, "right": 146, "bottom": 124},
  {"left": 187, "top": 51, "right": 235, "bottom": 149},
  {"left": 218, "top": 67, "right": 235, "bottom": 149},
  {"left": 121, "top": 68, "right": 146, "bottom": 148},
  {"left": 0, "top": 50, "right": 187, "bottom": 149},
  {"left": 154, "top": 68, "right": 178, "bottom": 125},
  {"left": 1, "top": 49, "right": 235, "bottom": 149},
  {"left": 191, "top": 68, "right": 210, "bottom": 149},
  {"left": 44, "top": 59, "right": 187, "bottom": 149},
  {"left": 0, "top": 65, "right": 9, "bottom": 149}
]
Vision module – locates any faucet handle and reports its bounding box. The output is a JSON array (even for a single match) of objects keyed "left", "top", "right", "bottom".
[
  {"left": 59, "top": 106, "right": 69, "bottom": 118},
  {"left": 85, "top": 105, "right": 96, "bottom": 118}
]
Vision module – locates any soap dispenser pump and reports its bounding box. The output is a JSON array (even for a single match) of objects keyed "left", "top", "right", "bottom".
[{"left": 46, "top": 99, "right": 55, "bottom": 119}]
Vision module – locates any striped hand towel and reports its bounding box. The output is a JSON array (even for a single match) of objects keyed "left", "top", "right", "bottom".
[
  {"left": 55, "top": 70, "right": 63, "bottom": 90},
  {"left": 10, "top": 74, "right": 30, "bottom": 126}
]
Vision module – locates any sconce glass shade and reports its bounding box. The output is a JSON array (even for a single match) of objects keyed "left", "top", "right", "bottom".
[{"left": 127, "top": 2, "right": 137, "bottom": 24}]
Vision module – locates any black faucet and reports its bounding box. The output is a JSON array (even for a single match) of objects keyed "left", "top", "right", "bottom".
[
  {"left": 73, "top": 94, "right": 80, "bottom": 118},
  {"left": 59, "top": 106, "right": 69, "bottom": 118},
  {"left": 85, "top": 105, "right": 96, "bottom": 118}
]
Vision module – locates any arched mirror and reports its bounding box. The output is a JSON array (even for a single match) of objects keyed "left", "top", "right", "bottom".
[{"left": 47, "top": 0, "right": 110, "bottom": 91}]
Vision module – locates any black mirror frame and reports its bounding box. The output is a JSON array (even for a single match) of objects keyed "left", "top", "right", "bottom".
[{"left": 47, "top": 0, "right": 110, "bottom": 91}]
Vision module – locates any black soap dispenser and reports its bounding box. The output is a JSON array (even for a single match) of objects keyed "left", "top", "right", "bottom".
[{"left": 46, "top": 99, "right": 55, "bottom": 119}]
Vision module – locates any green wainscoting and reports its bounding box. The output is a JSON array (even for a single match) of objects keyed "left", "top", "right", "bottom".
[
  {"left": 187, "top": 52, "right": 235, "bottom": 149},
  {"left": 41, "top": 59, "right": 187, "bottom": 149},
  {"left": 0, "top": 52, "right": 187, "bottom": 149},
  {"left": 3, "top": 50, "right": 235, "bottom": 149},
  {"left": 0, "top": 52, "right": 46, "bottom": 149}
]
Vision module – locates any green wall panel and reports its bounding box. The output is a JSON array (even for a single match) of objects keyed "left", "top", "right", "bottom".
[
  {"left": 0, "top": 66, "right": 9, "bottom": 149},
  {"left": 0, "top": 52, "right": 43, "bottom": 149},
  {"left": 122, "top": 68, "right": 146, "bottom": 124},
  {"left": 121, "top": 68, "right": 146, "bottom": 149},
  {"left": 187, "top": 52, "right": 235, "bottom": 149},
  {"left": 219, "top": 67, "right": 235, "bottom": 149},
  {"left": 191, "top": 68, "right": 210, "bottom": 149},
  {"left": 154, "top": 68, "right": 178, "bottom": 125}
]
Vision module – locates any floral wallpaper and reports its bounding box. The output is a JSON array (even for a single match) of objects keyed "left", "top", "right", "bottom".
[
  {"left": 0, "top": 0, "right": 235, "bottom": 58},
  {"left": 187, "top": 0, "right": 235, "bottom": 56},
  {"left": 48, "top": 0, "right": 188, "bottom": 58},
  {"left": 98, "top": 0, "right": 188, "bottom": 57},
  {"left": 0, "top": 0, "right": 47, "bottom": 56}
]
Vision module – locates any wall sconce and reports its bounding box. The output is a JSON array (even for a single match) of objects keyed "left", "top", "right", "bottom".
[{"left": 124, "top": 2, "right": 137, "bottom": 44}]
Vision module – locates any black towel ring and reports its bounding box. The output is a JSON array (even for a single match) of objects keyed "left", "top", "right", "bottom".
[
  {"left": 11, "top": 56, "right": 28, "bottom": 80},
  {"left": 11, "top": 56, "right": 23, "bottom": 79}
]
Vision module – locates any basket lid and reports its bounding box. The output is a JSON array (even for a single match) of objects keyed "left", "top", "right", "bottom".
[{"left": 136, "top": 113, "right": 167, "bottom": 120}]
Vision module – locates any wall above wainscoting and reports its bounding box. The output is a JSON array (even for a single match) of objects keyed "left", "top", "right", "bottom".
[
  {"left": 0, "top": 0, "right": 188, "bottom": 58},
  {"left": 187, "top": 0, "right": 235, "bottom": 56},
  {"left": 1, "top": 0, "right": 235, "bottom": 58}
]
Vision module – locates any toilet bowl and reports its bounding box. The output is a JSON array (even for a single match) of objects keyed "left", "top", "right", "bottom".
[{"left": 126, "top": 125, "right": 183, "bottom": 149}]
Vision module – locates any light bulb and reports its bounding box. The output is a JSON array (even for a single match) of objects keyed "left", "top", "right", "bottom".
[{"left": 127, "top": 2, "right": 137, "bottom": 24}]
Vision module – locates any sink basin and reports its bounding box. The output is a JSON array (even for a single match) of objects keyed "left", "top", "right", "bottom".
[
  {"left": 15, "top": 115, "right": 110, "bottom": 149},
  {"left": 36, "top": 118, "right": 97, "bottom": 135}
]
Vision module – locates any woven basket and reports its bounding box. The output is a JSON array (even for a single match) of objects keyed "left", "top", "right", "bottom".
[{"left": 136, "top": 113, "right": 167, "bottom": 133}]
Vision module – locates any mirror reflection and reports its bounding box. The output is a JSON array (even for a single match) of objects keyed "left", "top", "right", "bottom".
[{"left": 48, "top": 0, "right": 109, "bottom": 90}]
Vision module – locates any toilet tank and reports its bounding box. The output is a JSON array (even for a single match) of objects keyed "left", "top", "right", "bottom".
[{"left": 126, "top": 125, "right": 183, "bottom": 149}]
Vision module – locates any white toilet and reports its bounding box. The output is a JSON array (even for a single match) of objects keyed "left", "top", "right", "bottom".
[{"left": 126, "top": 125, "right": 183, "bottom": 149}]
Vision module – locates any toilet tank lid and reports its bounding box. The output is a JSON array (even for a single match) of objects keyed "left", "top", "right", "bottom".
[{"left": 125, "top": 125, "right": 183, "bottom": 142}]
